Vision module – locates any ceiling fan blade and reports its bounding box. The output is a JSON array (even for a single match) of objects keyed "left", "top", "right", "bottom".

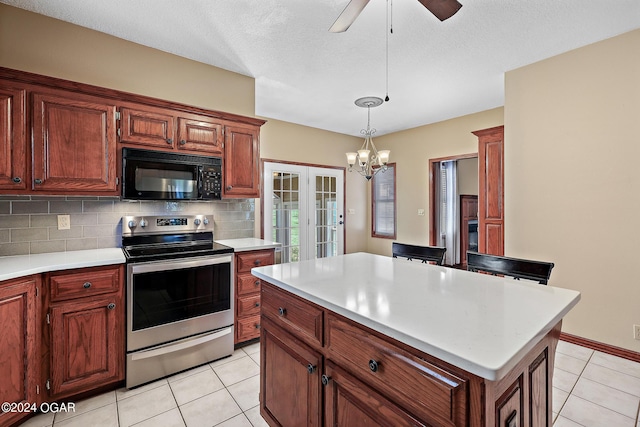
[
  {"left": 329, "top": 0, "right": 371, "bottom": 33},
  {"left": 416, "top": 0, "right": 462, "bottom": 21}
]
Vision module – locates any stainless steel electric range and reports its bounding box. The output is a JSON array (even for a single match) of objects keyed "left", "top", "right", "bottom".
[{"left": 122, "top": 215, "right": 234, "bottom": 388}]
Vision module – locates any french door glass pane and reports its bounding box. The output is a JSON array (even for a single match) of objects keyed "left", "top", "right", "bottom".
[
  {"left": 315, "top": 175, "right": 338, "bottom": 258},
  {"left": 272, "top": 172, "right": 301, "bottom": 263}
]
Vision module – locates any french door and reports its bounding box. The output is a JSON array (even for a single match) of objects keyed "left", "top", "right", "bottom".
[{"left": 263, "top": 162, "right": 344, "bottom": 263}]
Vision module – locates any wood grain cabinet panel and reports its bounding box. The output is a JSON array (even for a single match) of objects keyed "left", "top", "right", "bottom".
[
  {"left": 234, "top": 249, "right": 274, "bottom": 344},
  {"left": 177, "top": 116, "right": 223, "bottom": 155},
  {"left": 224, "top": 123, "right": 260, "bottom": 198},
  {"left": 0, "top": 276, "right": 41, "bottom": 427},
  {"left": 46, "top": 265, "right": 124, "bottom": 400},
  {"left": 119, "top": 106, "right": 175, "bottom": 149},
  {"left": 0, "top": 81, "right": 27, "bottom": 191},
  {"left": 32, "top": 90, "right": 117, "bottom": 195}
]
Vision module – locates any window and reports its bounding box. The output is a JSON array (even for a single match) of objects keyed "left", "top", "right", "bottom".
[{"left": 371, "top": 163, "right": 396, "bottom": 239}]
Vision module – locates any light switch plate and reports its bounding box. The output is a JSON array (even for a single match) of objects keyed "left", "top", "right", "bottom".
[
  {"left": 57, "top": 215, "right": 71, "bottom": 230},
  {"left": 418, "top": 209, "right": 425, "bottom": 216}
]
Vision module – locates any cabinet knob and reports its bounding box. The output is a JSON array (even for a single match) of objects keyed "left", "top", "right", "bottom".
[
  {"left": 12, "top": 177, "right": 21, "bottom": 183},
  {"left": 180, "top": 139, "right": 186, "bottom": 145},
  {"left": 166, "top": 138, "right": 173, "bottom": 145},
  {"left": 368, "top": 359, "right": 379, "bottom": 372},
  {"left": 107, "top": 303, "right": 116, "bottom": 310},
  {"left": 226, "top": 185, "right": 233, "bottom": 191},
  {"left": 255, "top": 302, "right": 260, "bottom": 307},
  {"left": 34, "top": 179, "right": 43, "bottom": 185},
  {"left": 278, "top": 307, "right": 286, "bottom": 316},
  {"left": 254, "top": 280, "right": 260, "bottom": 287},
  {"left": 254, "top": 323, "right": 261, "bottom": 329},
  {"left": 321, "top": 374, "right": 331, "bottom": 386},
  {"left": 254, "top": 259, "right": 262, "bottom": 266},
  {"left": 83, "top": 282, "right": 92, "bottom": 289},
  {"left": 307, "top": 364, "right": 316, "bottom": 374}
]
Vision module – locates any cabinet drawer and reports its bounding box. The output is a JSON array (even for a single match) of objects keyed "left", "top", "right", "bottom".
[
  {"left": 237, "top": 273, "right": 261, "bottom": 296},
  {"left": 237, "top": 294, "right": 261, "bottom": 317},
  {"left": 236, "top": 250, "right": 274, "bottom": 273},
  {"left": 49, "top": 265, "right": 122, "bottom": 302},
  {"left": 326, "top": 315, "right": 467, "bottom": 426},
  {"left": 236, "top": 315, "right": 261, "bottom": 342},
  {"left": 261, "top": 282, "right": 323, "bottom": 348}
]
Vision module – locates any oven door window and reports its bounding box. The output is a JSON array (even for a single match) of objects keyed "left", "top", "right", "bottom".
[
  {"left": 131, "top": 262, "right": 231, "bottom": 331},
  {"left": 124, "top": 159, "right": 200, "bottom": 200}
]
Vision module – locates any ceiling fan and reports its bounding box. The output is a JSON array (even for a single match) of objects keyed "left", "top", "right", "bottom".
[{"left": 329, "top": 0, "right": 462, "bottom": 32}]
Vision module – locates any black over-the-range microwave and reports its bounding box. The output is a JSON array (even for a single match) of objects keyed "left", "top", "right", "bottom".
[{"left": 122, "top": 148, "right": 223, "bottom": 201}]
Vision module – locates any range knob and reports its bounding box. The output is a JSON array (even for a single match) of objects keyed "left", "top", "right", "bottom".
[
  {"left": 139, "top": 219, "right": 148, "bottom": 228},
  {"left": 203, "top": 217, "right": 210, "bottom": 225},
  {"left": 194, "top": 218, "right": 201, "bottom": 226},
  {"left": 127, "top": 220, "right": 137, "bottom": 229}
]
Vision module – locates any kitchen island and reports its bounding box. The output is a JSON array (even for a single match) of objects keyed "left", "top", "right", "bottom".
[{"left": 252, "top": 252, "right": 580, "bottom": 427}]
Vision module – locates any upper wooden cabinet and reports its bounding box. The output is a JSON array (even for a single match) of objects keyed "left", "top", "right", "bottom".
[
  {"left": 224, "top": 123, "right": 260, "bottom": 198},
  {"left": 0, "top": 67, "right": 265, "bottom": 198},
  {"left": 0, "top": 82, "right": 27, "bottom": 191},
  {"left": 32, "top": 89, "right": 118, "bottom": 195},
  {"left": 119, "top": 105, "right": 224, "bottom": 156}
]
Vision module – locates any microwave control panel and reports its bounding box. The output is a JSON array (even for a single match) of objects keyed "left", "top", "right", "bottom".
[{"left": 202, "top": 165, "right": 223, "bottom": 199}]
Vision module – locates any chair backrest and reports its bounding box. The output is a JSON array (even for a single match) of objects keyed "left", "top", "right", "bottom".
[
  {"left": 466, "top": 251, "right": 554, "bottom": 285},
  {"left": 392, "top": 243, "right": 447, "bottom": 266}
]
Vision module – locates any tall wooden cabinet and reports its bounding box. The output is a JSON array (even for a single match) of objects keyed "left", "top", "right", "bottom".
[{"left": 0, "top": 276, "right": 41, "bottom": 427}]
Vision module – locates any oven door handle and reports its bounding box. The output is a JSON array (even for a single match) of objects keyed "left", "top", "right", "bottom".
[{"left": 130, "top": 327, "right": 232, "bottom": 361}]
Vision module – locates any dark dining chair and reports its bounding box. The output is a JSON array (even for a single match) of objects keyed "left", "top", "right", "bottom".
[
  {"left": 466, "top": 251, "right": 554, "bottom": 285},
  {"left": 392, "top": 242, "right": 447, "bottom": 266}
]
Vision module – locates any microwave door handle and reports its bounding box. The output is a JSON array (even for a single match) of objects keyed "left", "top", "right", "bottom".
[{"left": 198, "top": 166, "right": 204, "bottom": 197}]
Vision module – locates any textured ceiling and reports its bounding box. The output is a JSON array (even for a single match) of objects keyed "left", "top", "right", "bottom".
[{"left": 3, "top": 0, "right": 639, "bottom": 136}]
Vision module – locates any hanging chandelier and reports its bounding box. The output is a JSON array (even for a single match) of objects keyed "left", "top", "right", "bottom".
[{"left": 345, "top": 96, "right": 390, "bottom": 181}]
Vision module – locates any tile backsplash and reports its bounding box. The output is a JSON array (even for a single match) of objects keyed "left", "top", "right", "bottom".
[{"left": 0, "top": 196, "right": 256, "bottom": 256}]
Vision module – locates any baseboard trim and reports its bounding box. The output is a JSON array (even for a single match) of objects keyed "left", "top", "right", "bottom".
[{"left": 560, "top": 332, "right": 640, "bottom": 363}]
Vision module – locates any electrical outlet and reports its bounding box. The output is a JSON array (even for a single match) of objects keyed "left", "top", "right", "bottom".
[
  {"left": 634, "top": 325, "right": 640, "bottom": 340},
  {"left": 57, "top": 214, "right": 71, "bottom": 230},
  {"left": 418, "top": 209, "right": 425, "bottom": 216}
]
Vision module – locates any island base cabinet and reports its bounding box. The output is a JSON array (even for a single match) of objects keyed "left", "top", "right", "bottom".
[
  {"left": 324, "top": 362, "right": 427, "bottom": 427},
  {"left": 260, "top": 318, "right": 322, "bottom": 427}
]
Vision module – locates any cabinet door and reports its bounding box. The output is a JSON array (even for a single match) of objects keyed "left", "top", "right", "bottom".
[
  {"left": 0, "top": 276, "right": 40, "bottom": 427},
  {"left": 32, "top": 90, "right": 117, "bottom": 194},
  {"left": 0, "top": 82, "right": 27, "bottom": 191},
  {"left": 177, "top": 116, "right": 223, "bottom": 155},
  {"left": 49, "top": 292, "right": 124, "bottom": 398},
  {"left": 324, "top": 362, "right": 427, "bottom": 427},
  {"left": 223, "top": 123, "right": 260, "bottom": 198},
  {"left": 119, "top": 106, "right": 176, "bottom": 150},
  {"left": 260, "top": 318, "right": 321, "bottom": 427}
]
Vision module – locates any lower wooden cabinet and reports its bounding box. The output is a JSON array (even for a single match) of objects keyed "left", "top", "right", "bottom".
[
  {"left": 0, "top": 275, "right": 41, "bottom": 427},
  {"left": 235, "top": 249, "right": 274, "bottom": 344},
  {"left": 45, "top": 265, "right": 125, "bottom": 400}
]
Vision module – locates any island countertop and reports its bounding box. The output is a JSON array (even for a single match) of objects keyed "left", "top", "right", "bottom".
[{"left": 251, "top": 252, "right": 580, "bottom": 381}]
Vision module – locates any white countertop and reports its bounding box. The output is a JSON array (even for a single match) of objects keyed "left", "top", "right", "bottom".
[
  {"left": 215, "top": 238, "right": 280, "bottom": 252},
  {"left": 252, "top": 252, "right": 581, "bottom": 381},
  {"left": 0, "top": 248, "right": 126, "bottom": 282}
]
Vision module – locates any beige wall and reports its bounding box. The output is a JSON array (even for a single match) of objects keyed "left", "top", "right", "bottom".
[
  {"left": 0, "top": 4, "right": 365, "bottom": 253},
  {"left": 505, "top": 29, "right": 640, "bottom": 352},
  {"left": 457, "top": 157, "right": 479, "bottom": 196},
  {"left": 367, "top": 108, "right": 503, "bottom": 256}
]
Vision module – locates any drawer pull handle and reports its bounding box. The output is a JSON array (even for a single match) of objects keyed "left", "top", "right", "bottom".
[
  {"left": 254, "top": 280, "right": 260, "bottom": 286},
  {"left": 107, "top": 303, "right": 116, "bottom": 310},
  {"left": 369, "top": 359, "right": 379, "bottom": 372},
  {"left": 255, "top": 302, "right": 260, "bottom": 307},
  {"left": 307, "top": 364, "right": 316, "bottom": 374},
  {"left": 254, "top": 259, "right": 262, "bottom": 266},
  {"left": 83, "top": 282, "right": 92, "bottom": 289},
  {"left": 321, "top": 374, "right": 331, "bottom": 386},
  {"left": 278, "top": 307, "right": 286, "bottom": 316}
]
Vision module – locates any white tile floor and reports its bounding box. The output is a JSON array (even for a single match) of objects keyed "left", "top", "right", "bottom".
[{"left": 17, "top": 340, "right": 640, "bottom": 427}]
